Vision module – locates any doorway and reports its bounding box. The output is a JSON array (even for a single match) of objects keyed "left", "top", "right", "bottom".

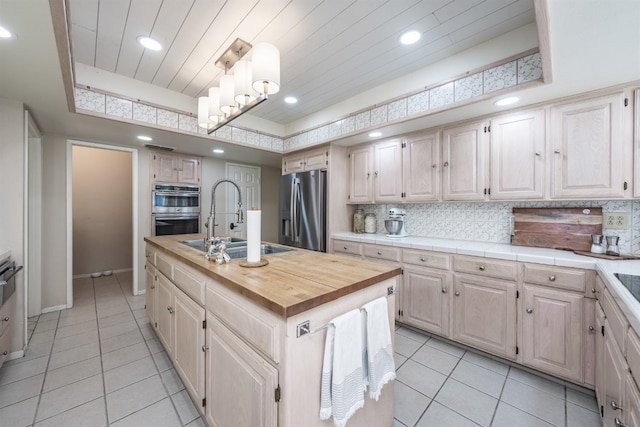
[
  {"left": 224, "top": 163, "right": 261, "bottom": 239},
  {"left": 66, "top": 141, "right": 139, "bottom": 307}
]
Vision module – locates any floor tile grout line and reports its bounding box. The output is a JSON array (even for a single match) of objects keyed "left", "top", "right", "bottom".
[
  {"left": 92, "top": 277, "right": 112, "bottom": 427},
  {"left": 488, "top": 364, "right": 511, "bottom": 427}
]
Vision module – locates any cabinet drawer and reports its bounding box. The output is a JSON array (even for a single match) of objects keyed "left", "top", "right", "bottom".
[
  {"left": 627, "top": 329, "right": 640, "bottom": 382},
  {"left": 453, "top": 255, "right": 518, "bottom": 281},
  {"left": 155, "top": 251, "right": 174, "bottom": 281},
  {"left": 173, "top": 263, "right": 207, "bottom": 306},
  {"left": 402, "top": 249, "right": 450, "bottom": 270},
  {"left": 332, "top": 240, "right": 362, "bottom": 257},
  {"left": 0, "top": 323, "right": 10, "bottom": 367},
  {"left": 206, "top": 284, "right": 283, "bottom": 364},
  {"left": 363, "top": 244, "right": 400, "bottom": 262},
  {"left": 0, "top": 294, "right": 14, "bottom": 338},
  {"left": 523, "top": 264, "right": 586, "bottom": 293},
  {"left": 602, "top": 288, "right": 629, "bottom": 353}
]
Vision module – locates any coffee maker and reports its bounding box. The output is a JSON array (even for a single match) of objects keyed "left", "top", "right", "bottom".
[{"left": 384, "top": 208, "right": 408, "bottom": 237}]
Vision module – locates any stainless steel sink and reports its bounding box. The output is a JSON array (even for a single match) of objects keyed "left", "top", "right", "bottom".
[{"left": 179, "top": 238, "right": 293, "bottom": 259}]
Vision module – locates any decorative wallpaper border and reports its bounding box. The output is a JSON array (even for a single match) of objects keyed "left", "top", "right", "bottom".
[{"left": 73, "top": 50, "right": 542, "bottom": 154}]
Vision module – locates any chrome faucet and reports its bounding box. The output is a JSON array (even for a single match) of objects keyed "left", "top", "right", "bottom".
[{"left": 206, "top": 179, "right": 244, "bottom": 249}]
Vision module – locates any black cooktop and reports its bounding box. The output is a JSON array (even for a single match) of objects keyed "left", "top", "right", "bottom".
[{"left": 614, "top": 273, "right": 640, "bottom": 302}]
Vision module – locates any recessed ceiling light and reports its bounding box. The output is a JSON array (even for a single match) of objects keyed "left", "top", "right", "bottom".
[
  {"left": 368, "top": 131, "right": 382, "bottom": 138},
  {"left": 400, "top": 30, "right": 421, "bottom": 45},
  {"left": 0, "top": 24, "right": 16, "bottom": 39},
  {"left": 137, "top": 135, "right": 153, "bottom": 141},
  {"left": 213, "top": 148, "right": 224, "bottom": 154},
  {"left": 284, "top": 96, "right": 298, "bottom": 104},
  {"left": 495, "top": 96, "right": 520, "bottom": 106},
  {"left": 137, "top": 36, "right": 162, "bottom": 51}
]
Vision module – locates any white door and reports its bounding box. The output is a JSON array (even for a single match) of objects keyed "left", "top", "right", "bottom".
[{"left": 225, "top": 164, "right": 261, "bottom": 239}]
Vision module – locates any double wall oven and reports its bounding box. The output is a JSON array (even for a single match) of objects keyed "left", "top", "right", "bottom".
[{"left": 152, "top": 184, "right": 201, "bottom": 236}]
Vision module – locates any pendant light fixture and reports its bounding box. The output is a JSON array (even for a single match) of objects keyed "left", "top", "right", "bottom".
[{"left": 196, "top": 38, "right": 280, "bottom": 134}]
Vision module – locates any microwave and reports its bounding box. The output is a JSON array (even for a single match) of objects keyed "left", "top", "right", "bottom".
[{"left": 152, "top": 184, "right": 200, "bottom": 214}]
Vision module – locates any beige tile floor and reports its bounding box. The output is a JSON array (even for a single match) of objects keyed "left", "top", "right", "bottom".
[{"left": 0, "top": 272, "right": 602, "bottom": 427}]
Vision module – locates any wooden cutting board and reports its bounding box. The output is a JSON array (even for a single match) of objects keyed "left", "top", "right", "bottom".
[{"left": 512, "top": 207, "right": 603, "bottom": 252}]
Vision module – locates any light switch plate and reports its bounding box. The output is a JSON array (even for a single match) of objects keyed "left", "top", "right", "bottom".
[{"left": 603, "top": 212, "right": 629, "bottom": 229}]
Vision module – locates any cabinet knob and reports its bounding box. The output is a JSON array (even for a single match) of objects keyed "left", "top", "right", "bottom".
[
  {"left": 377, "top": 251, "right": 382, "bottom": 255},
  {"left": 150, "top": 285, "right": 155, "bottom": 290},
  {"left": 2, "top": 351, "right": 6, "bottom": 356},
  {"left": 202, "top": 345, "right": 209, "bottom": 352},
  {"left": 366, "top": 173, "right": 370, "bottom": 179},
  {"left": 2, "top": 317, "right": 8, "bottom": 322},
  {"left": 535, "top": 151, "right": 542, "bottom": 156},
  {"left": 420, "top": 257, "right": 426, "bottom": 262},
  {"left": 615, "top": 417, "right": 627, "bottom": 427},
  {"left": 167, "top": 306, "right": 174, "bottom": 314},
  {"left": 548, "top": 275, "right": 556, "bottom": 282},
  {"left": 441, "top": 288, "right": 447, "bottom": 294},
  {"left": 592, "top": 288, "right": 597, "bottom": 294},
  {"left": 478, "top": 265, "right": 486, "bottom": 271},
  {"left": 611, "top": 400, "right": 624, "bottom": 411},
  {"left": 526, "top": 308, "right": 533, "bottom": 314},
  {"left": 554, "top": 149, "right": 561, "bottom": 154},
  {"left": 432, "top": 164, "right": 437, "bottom": 168},
  {"left": 455, "top": 291, "right": 460, "bottom": 296},
  {"left": 343, "top": 246, "right": 348, "bottom": 250},
  {"left": 443, "top": 161, "right": 449, "bottom": 167},
  {"left": 589, "top": 325, "right": 596, "bottom": 332},
  {"left": 374, "top": 171, "right": 378, "bottom": 177}
]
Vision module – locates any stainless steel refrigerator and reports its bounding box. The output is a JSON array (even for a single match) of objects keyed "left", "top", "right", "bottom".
[{"left": 279, "top": 169, "right": 326, "bottom": 252}]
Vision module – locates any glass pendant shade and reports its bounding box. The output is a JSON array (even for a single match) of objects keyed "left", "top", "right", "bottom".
[
  {"left": 219, "top": 74, "right": 236, "bottom": 115},
  {"left": 197, "top": 97, "right": 210, "bottom": 129},
  {"left": 208, "top": 87, "right": 223, "bottom": 122},
  {"left": 234, "top": 60, "right": 256, "bottom": 106},
  {"left": 251, "top": 42, "right": 280, "bottom": 95}
]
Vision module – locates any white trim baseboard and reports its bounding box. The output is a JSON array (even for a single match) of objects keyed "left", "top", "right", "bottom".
[{"left": 41, "top": 304, "right": 68, "bottom": 314}]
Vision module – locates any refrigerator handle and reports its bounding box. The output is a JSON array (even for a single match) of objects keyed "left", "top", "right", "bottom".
[
  {"left": 293, "top": 178, "right": 301, "bottom": 243},
  {"left": 290, "top": 179, "right": 296, "bottom": 240}
]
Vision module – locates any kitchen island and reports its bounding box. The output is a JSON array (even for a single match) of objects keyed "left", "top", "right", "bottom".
[{"left": 144, "top": 234, "right": 401, "bottom": 427}]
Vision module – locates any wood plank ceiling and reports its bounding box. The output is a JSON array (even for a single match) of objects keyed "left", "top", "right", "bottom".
[{"left": 68, "top": 0, "right": 535, "bottom": 125}]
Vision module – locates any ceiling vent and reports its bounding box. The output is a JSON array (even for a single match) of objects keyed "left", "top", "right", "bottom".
[{"left": 144, "top": 144, "right": 175, "bottom": 151}]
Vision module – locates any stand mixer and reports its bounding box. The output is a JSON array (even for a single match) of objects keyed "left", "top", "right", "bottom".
[{"left": 385, "top": 208, "right": 408, "bottom": 237}]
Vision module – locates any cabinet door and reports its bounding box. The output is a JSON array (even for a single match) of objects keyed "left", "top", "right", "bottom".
[
  {"left": 403, "top": 132, "right": 440, "bottom": 202},
  {"left": 282, "top": 153, "right": 305, "bottom": 175},
  {"left": 173, "top": 287, "right": 206, "bottom": 407},
  {"left": 205, "top": 314, "right": 278, "bottom": 427},
  {"left": 635, "top": 89, "right": 640, "bottom": 198},
  {"left": 348, "top": 144, "right": 374, "bottom": 203},
  {"left": 625, "top": 374, "right": 640, "bottom": 427},
  {"left": 584, "top": 298, "right": 596, "bottom": 388},
  {"left": 603, "top": 318, "right": 627, "bottom": 427},
  {"left": 522, "top": 285, "right": 583, "bottom": 382},
  {"left": 442, "top": 122, "right": 487, "bottom": 201},
  {"left": 304, "top": 147, "right": 328, "bottom": 170},
  {"left": 374, "top": 139, "right": 403, "bottom": 202},
  {"left": 155, "top": 273, "right": 174, "bottom": 357},
  {"left": 403, "top": 265, "right": 450, "bottom": 337},
  {"left": 178, "top": 156, "right": 201, "bottom": 185},
  {"left": 490, "top": 110, "right": 545, "bottom": 200},
  {"left": 550, "top": 92, "right": 626, "bottom": 198},
  {"left": 595, "top": 302, "right": 605, "bottom": 412},
  {"left": 452, "top": 274, "right": 517, "bottom": 359},
  {"left": 153, "top": 152, "right": 178, "bottom": 183},
  {"left": 145, "top": 262, "right": 156, "bottom": 326}
]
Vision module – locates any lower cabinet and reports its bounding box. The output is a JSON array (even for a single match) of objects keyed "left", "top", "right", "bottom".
[
  {"left": 155, "top": 272, "right": 174, "bottom": 357},
  {"left": 402, "top": 265, "right": 450, "bottom": 337},
  {"left": 603, "top": 318, "right": 627, "bottom": 426},
  {"left": 205, "top": 313, "right": 278, "bottom": 427},
  {"left": 595, "top": 302, "right": 606, "bottom": 411},
  {"left": 145, "top": 262, "right": 156, "bottom": 326},
  {"left": 625, "top": 375, "right": 640, "bottom": 427},
  {"left": 452, "top": 274, "right": 517, "bottom": 360},
  {"left": 521, "top": 284, "right": 583, "bottom": 383}
]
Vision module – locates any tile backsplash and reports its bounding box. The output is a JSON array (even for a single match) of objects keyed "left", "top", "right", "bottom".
[{"left": 358, "top": 200, "right": 640, "bottom": 255}]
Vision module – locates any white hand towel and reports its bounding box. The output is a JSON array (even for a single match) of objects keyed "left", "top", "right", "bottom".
[
  {"left": 319, "top": 309, "right": 366, "bottom": 427},
  {"left": 362, "top": 297, "right": 396, "bottom": 401}
]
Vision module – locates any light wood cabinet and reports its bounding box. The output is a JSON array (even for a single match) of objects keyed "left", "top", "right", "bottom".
[
  {"left": 604, "top": 318, "right": 628, "bottom": 426},
  {"left": 521, "top": 284, "right": 583, "bottom": 382},
  {"left": 331, "top": 239, "right": 363, "bottom": 258},
  {"left": 151, "top": 151, "right": 202, "bottom": 185},
  {"left": 373, "top": 138, "right": 403, "bottom": 202},
  {"left": 402, "top": 265, "right": 450, "bottom": 337},
  {"left": 625, "top": 374, "right": 640, "bottom": 427},
  {"left": 347, "top": 144, "right": 374, "bottom": 203},
  {"left": 635, "top": 89, "right": 640, "bottom": 198},
  {"left": 282, "top": 146, "right": 328, "bottom": 175},
  {"left": 403, "top": 131, "right": 440, "bottom": 202},
  {"left": 489, "top": 109, "right": 545, "bottom": 200},
  {"left": 205, "top": 313, "right": 279, "bottom": 427},
  {"left": 452, "top": 273, "right": 517, "bottom": 360},
  {"left": 0, "top": 294, "right": 15, "bottom": 369},
  {"left": 596, "top": 301, "right": 606, "bottom": 412},
  {"left": 550, "top": 92, "right": 628, "bottom": 199},
  {"left": 442, "top": 121, "right": 487, "bottom": 201},
  {"left": 156, "top": 272, "right": 174, "bottom": 357},
  {"left": 144, "top": 261, "right": 157, "bottom": 326}
]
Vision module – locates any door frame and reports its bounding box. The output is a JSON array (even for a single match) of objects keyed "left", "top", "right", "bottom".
[{"left": 66, "top": 140, "right": 139, "bottom": 307}]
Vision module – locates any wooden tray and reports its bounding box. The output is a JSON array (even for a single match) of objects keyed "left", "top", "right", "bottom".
[
  {"left": 573, "top": 251, "right": 640, "bottom": 261},
  {"left": 512, "top": 207, "right": 602, "bottom": 252}
]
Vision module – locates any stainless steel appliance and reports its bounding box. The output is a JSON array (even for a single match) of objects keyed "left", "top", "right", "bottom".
[
  {"left": 0, "top": 261, "right": 22, "bottom": 308},
  {"left": 385, "top": 208, "right": 408, "bottom": 237},
  {"left": 614, "top": 273, "right": 640, "bottom": 302},
  {"left": 279, "top": 169, "right": 326, "bottom": 252},
  {"left": 152, "top": 184, "right": 201, "bottom": 236},
  {"left": 152, "top": 184, "right": 200, "bottom": 214}
]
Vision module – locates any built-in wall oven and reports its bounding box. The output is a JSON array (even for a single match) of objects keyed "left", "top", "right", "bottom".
[{"left": 152, "top": 184, "right": 201, "bottom": 236}]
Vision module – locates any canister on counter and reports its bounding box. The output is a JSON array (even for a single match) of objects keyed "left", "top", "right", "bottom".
[
  {"left": 353, "top": 209, "right": 365, "bottom": 233},
  {"left": 364, "top": 213, "right": 377, "bottom": 233}
]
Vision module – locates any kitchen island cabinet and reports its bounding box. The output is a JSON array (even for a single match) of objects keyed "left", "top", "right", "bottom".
[{"left": 145, "top": 234, "right": 400, "bottom": 427}]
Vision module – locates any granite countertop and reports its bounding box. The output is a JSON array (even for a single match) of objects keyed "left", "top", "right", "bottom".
[
  {"left": 332, "top": 232, "right": 640, "bottom": 335},
  {"left": 144, "top": 234, "right": 401, "bottom": 317}
]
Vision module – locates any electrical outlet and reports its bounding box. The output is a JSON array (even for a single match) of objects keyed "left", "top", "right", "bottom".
[{"left": 603, "top": 212, "right": 629, "bottom": 229}]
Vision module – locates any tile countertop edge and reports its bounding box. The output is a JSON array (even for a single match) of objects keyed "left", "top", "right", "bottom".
[
  {"left": 0, "top": 249, "right": 10, "bottom": 265},
  {"left": 597, "top": 260, "right": 640, "bottom": 333}
]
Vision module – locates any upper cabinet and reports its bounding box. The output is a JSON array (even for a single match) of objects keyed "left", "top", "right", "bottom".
[
  {"left": 348, "top": 144, "right": 375, "bottom": 203},
  {"left": 489, "top": 110, "right": 546, "bottom": 200},
  {"left": 442, "top": 121, "right": 487, "bottom": 201},
  {"left": 373, "top": 138, "right": 403, "bottom": 202},
  {"left": 152, "top": 151, "right": 202, "bottom": 185},
  {"left": 550, "top": 92, "right": 629, "bottom": 199},
  {"left": 282, "top": 146, "right": 328, "bottom": 175},
  {"left": 403, "top": 132, "right": 440, "bottom": 202}
]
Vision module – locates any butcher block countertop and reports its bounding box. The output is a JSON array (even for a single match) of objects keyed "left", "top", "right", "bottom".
[{"left": 144, "top": 234, "right": 401, "bottom": 318}]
